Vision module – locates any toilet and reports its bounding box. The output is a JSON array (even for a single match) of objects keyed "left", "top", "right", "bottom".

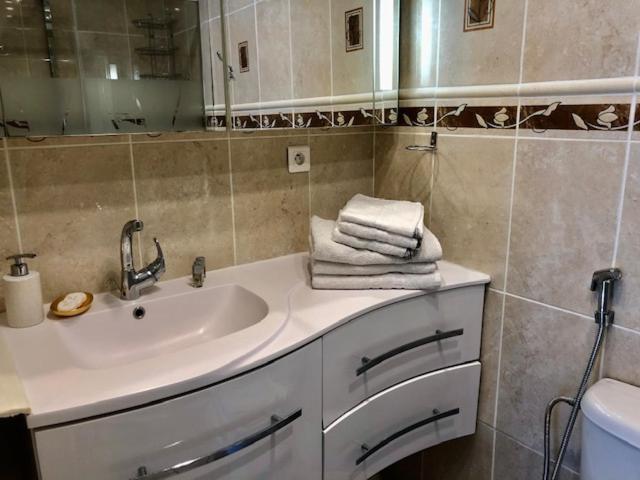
[{"left": 580, "top": 378, "right": 640, "bottom": 480}]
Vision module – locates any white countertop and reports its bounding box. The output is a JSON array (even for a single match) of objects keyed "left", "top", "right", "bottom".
[{"left": 0, "top": 253, "right": 489, "bottom": 429}]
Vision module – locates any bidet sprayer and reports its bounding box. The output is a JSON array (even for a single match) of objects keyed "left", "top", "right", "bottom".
[{"left": 590, "top": 268, "right": 622, "bottom": 326}]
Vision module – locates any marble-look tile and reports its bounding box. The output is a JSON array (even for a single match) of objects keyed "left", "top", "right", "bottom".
[
  {"left": 227, "top": 4, "right": 259, "bottom": 106},
  {"left": 75, "top": 0, "right": 127, "bottom": 33},
  {"left": 603, "top": 326, "right": 640, "bottom": 388},
  {"left": 78, "top": 32, "right": 132, "bottom": 80},
  {"left": 256, "top": 0, "right": 292, "bottom": 103},
  {"left": 508, "top": 140, "right": 624, "bottom": 315},
  {"left": 231, "top": 136, "right": 309, "bottom": 263},
  {"left": 0, "top": 154, "right": 19, "bottom": 313},
  {"left": 421, "top": 422, "right": 494, "bottom": 480},
  {"left": 478, "top": 290, "right": 503, "bottom": 427},
  {"left": 7, "top": 134, "right": 129, "bottom": 148},
  {"left": 398, "top": 0, "right": 438, "bottom": 91},
  {"left": 497, "top": 296, "right": 596, "bottom": 471},
  {"left": 438, "top": 0, "right": 526, "bottom": 87},
  {"left": 290, "top": 0, "right": 332, "bottom": 99},
  {"left": 310, "top": 132, "right": 373, "bottom": 219},
  {"left": 133, "top": 141, "right": 234, "bottom": 280},
  {"left": 0, "top": 28, "right": 28, "bottom": 77},
  {"left": 330, "top": 0, "right": 373, "bottom": 96},
  {"left": 522, "top": 0, "right": 640, "bottom": 82},
  {"left": 430, "top": 136, "right": 513, "bottom": 289},
  {"left": 494, "top": 431, "right": 579, "bottom": 480},
  {"left": 374, "top": 132, "right": 433, "bottom": 225},
  {"left": 209, "top": 16, "right": 227, "bottom": 107},
  {"left": 9, "top": 145, "right": 135, "bottom": 301},
  {"left": 614, "top": 145, "right": 640, "bottom": 331}
]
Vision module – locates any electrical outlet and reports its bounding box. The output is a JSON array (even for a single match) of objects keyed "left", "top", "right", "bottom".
[{"left": 288, "top": 146, "right": 310, "bottom": 173}]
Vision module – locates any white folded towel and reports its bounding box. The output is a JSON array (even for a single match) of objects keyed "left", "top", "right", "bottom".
[
  {"left": 338, "top": 194, "right": 425, "bottom": 240},
  {"left": 311, "top": 260, "right": 437, "bottom": 276},
  {"left": 312, "top": 271, "right": 442, "bottom": 290},
  {"left": 310, "top": 216, "right": 442, "bottom": 265},
  {"left": 337, "top": 220, "right": 419, "bottom": 249},
  {"left": 332, "top": 226, "right": 413, "bottom": 258}
]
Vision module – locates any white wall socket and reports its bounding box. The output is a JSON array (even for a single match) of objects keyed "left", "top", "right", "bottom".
[{"left": 287, "top": 146, "right": 310, "bottom": 173}]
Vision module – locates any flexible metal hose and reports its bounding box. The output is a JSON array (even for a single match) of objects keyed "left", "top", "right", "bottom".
[{"left": 542, "top": 317, "right": 607, "bottom": 480}]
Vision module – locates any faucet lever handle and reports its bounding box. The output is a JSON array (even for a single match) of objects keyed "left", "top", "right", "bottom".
[{"left": 153, "top": 237, "right": 163, "bottom": 260}]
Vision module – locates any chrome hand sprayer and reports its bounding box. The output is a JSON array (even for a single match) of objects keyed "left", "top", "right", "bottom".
[{"left": 542, "top": 268, "right": 622, "bottom": 480}]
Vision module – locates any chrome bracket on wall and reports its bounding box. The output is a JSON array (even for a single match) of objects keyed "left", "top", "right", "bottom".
[{"left": 406, "top": 131, "right": 438, "bottom": 152}]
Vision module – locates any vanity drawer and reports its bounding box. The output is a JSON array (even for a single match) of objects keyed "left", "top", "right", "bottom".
[
  {"left": 322, "top": 285, "right": 484, "bottom": 426},
  {"left": 323, "top": 362, "right": 480, "bottom": 480},
  {"left": 34, "top": 341, "right": 322, "bottom": 480}
]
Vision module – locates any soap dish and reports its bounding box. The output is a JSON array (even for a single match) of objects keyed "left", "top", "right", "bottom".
[{"left": 50, "top": 292, "right": 94, "bottom": 318}]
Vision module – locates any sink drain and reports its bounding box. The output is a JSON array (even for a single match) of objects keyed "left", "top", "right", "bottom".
[{"left": 132, "top": 306, "right": 146, "bottom": 319}]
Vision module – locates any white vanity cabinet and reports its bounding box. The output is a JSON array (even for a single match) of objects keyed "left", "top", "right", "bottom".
[{"left": 34, "top": 341, "right": 322, "bottom": 480}]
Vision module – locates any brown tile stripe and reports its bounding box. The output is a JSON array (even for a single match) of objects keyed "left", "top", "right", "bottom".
[
  {"left": 399, "top": 106, "right": 436, "bottom": 127},
  {"left": 521, "top": 103, "right": 630, "bottom": 132},
  {"left": 633, "top": 104, "right": 640, "bottom": 131},
  {"left": 231, "top": 108, "right": 379, "bottom": 130},
  {"left": 438, "top": 105, "right": 518, "bottom": 130}
]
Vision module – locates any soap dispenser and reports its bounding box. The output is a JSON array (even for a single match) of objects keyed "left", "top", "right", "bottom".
[{"left": 3, "top": 253, "right": 44, "bottom": 328}]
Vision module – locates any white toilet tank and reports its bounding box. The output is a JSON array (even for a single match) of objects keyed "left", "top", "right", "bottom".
[{"left": 581, "top": 378, "right": 640, "bottom": 480}]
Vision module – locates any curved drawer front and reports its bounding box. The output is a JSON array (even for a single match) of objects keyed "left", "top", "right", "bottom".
[
  {"left": 322, "top": 285, "right": 484, "bottom": 426},
  {"left": 323, "top": 362, "right": 481, "bottom": 480},
  {"left": 34, "top": 341, "right": 322, "bottom": 480}
]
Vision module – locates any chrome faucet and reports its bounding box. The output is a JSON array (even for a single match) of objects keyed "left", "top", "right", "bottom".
[
  {"left": 192, "top": 256, "right": 206, "bottom": 288},
  {"left": 120, "top": 219, "right": 166, "bottom": 300}
]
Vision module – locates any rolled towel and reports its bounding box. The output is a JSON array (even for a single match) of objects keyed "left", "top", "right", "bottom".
[
  {"left": 337, "top": 220, "right": 419, "bottom": 249},
  {"left": 312, "top": 271, "right": 442, "bottom": 290},
  {"left": 338, "top": 194, "right": 424, "bottom": 240},
  {"left": 311, "top": 260, "right": 437, "bottom": 276},
  {"left": 310, "top": 216, "right": 442, "bottom": 265},
  {"left": 332, "top": 226, "right": 412, "bottom": 258}
]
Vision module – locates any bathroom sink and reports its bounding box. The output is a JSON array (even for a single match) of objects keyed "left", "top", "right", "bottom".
[{"left": 52, "top": 284, "right": 269, "bottom": 369}]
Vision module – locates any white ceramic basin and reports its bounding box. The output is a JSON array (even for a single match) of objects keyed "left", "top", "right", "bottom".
[{"left": 52, "top": 284, "right": 269, "bottom": 369}]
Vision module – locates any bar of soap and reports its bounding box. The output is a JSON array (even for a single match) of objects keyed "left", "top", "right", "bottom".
[{"left": 57, "top": 292, "right": 88, "bottom": 312}]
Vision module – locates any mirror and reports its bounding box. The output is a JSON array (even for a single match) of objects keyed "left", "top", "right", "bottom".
[
  {"left": 0, "top": 0, "right": 219, "bottom": 136},
  {"left": 464, "top": 0, "right": 495, "bottom": 31},
  {"left": 222, "top": 0, "right": 399, "bottom": 130}
]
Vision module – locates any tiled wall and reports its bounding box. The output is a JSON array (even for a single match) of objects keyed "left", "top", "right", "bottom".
[
  {"left": 374, "top": 1, "right": 640, "bottom": 479},
  {"left": 0, "top": 127, "right": 374, "bottom": 310}
]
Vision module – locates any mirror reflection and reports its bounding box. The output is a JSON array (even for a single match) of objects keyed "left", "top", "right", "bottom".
[
  {"left": 0, "top": 0, "right": 212, "bottom": 136},
  {"left": 464, "top": 0, "right": 495, "bottom": 31}
]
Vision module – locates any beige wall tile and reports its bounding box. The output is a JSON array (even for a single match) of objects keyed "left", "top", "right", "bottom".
[
  {"left": 0, "top": 28, "right": 29, "bottom": 77},
  {"left": 497, "top": 296, "right": 596, "bottom": 471},
  {"left": 494, "top": 430, "right": 579, "bottom": 480},
  {"left": 398, "top": 0, "right": 438, "bottom": 91},
  {"left": 430, "top": 136, "right": 513, "bottom": 289},
  {"left": 438, "top": 0, "right": 526, "bottom": 87},
  {"left": 227, "top": 4, "right": 259, "bottom": 105},
  {"left": 421, "top": 421, "right": 494, "bottom": 480},
  {"left": 78, "top": 32, "right": 132, "bottom": 79},
  {"left": 256, "top": 0, "right": 292, "bottom": 103},
  {"left": 0, "top": 154, "right": 19, "bottom": 313},
  {"left": 374, "top": 132, "right": 432, "bottom": 224},
  {"left": 522, "top": 0, "right": 640, "bottom": 82},
  {"left": 7, "top": 134, "right": 129, "bottom": 148},
  {"left": 75, "top": 0, "right": 127, "bottom": 33},
  {"left": 310, "top": 132, "right": 373, "bottom": 220},
  {"left": 231, "top": 136, "right": 309, "bottom": 263},
  {"left": 133, "top": 141, "right": 234, "bottom": 280},
  {"left": 604, "top": 326, "right": 640, "bottom": 388},
  {"left": 508, "top": 140, "right": 623, "bottom": 315},
  {"left": 10, "top": 145, "right": 135, "bottom": 302},
  {"left": 330, "top": 0, "right": 373, "bottom": 96},
  {"left": 614, "top": 145, "right": 640, "bottom": 331},
  {"left": 290, "top": 0, "right": 332, "bottom": 99},
  {"left": 478, "top": 290, "right": 503, "bottom": 427}
]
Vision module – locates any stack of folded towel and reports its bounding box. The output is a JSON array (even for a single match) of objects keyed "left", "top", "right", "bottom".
[{"left": 309, "top": 194, "right": 443, "bottom": 290}]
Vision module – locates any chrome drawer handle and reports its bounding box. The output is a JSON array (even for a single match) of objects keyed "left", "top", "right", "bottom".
[
  {"left": 355, "top": 408, "right": 460, "bottom": 466},
  {"left": 356, "top": 328, "right": 464, "bottom": 376},
  {"left": 131, "top": 409, "right": 302, "bottom": 480}
]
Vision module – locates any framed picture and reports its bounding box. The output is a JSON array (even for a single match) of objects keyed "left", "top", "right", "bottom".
[
  {"left": 238, "top": 41, "right": 249, "bottom": 72},
  {"left": 464, "top": 0, "right": 496, "bottom": 32},
  {"left": 345, "top": 7, "right": 363, "bottom": 52}
]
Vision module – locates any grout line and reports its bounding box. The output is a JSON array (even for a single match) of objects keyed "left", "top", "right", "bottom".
[
  {"left": 127, "top": 135, "right": 144, "bottom": 263},
  {"left": 327, "top": 0, "right": 334, "bottom": 99},
  {"left": 517, "top": 0, "right": 529, "bottom": 86},
  {"left": 287, "top": 0, "right": 294, "bottom": 101},
  {"left": 611, "top": 323, "right": 640, "bottom": 336},
  {"left": 253, "top": 1, "right": 262, "bottom": 105},
  {"left": 490, "top": 291, "right": 506, "bottom": 480},
  {"left": 499, "top": 290, "right": 593, "bottom": 321},
  {"left": 376, "top": 130, "right": 630, "bottom": 144},
  {"left": 3, "top": 138, "right": 23, "bottom": 253},
  {"left": 6, "top": 141, "right": 132, "bottom": 150},
  {"left": 226, "top": 134, "right": 238, "bottom": 265}
]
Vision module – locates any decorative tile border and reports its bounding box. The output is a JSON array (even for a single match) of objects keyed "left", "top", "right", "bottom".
[
  {"left": 230, "top": 108, "right": 384, "bottom": 130},
  {"left": 399, "top": 101, "right": 639, "bottom": 133}
]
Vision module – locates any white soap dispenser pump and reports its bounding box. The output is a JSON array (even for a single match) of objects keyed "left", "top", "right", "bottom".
[{"left": 3, "top": 253, "right": 44, "bottom": 328}]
